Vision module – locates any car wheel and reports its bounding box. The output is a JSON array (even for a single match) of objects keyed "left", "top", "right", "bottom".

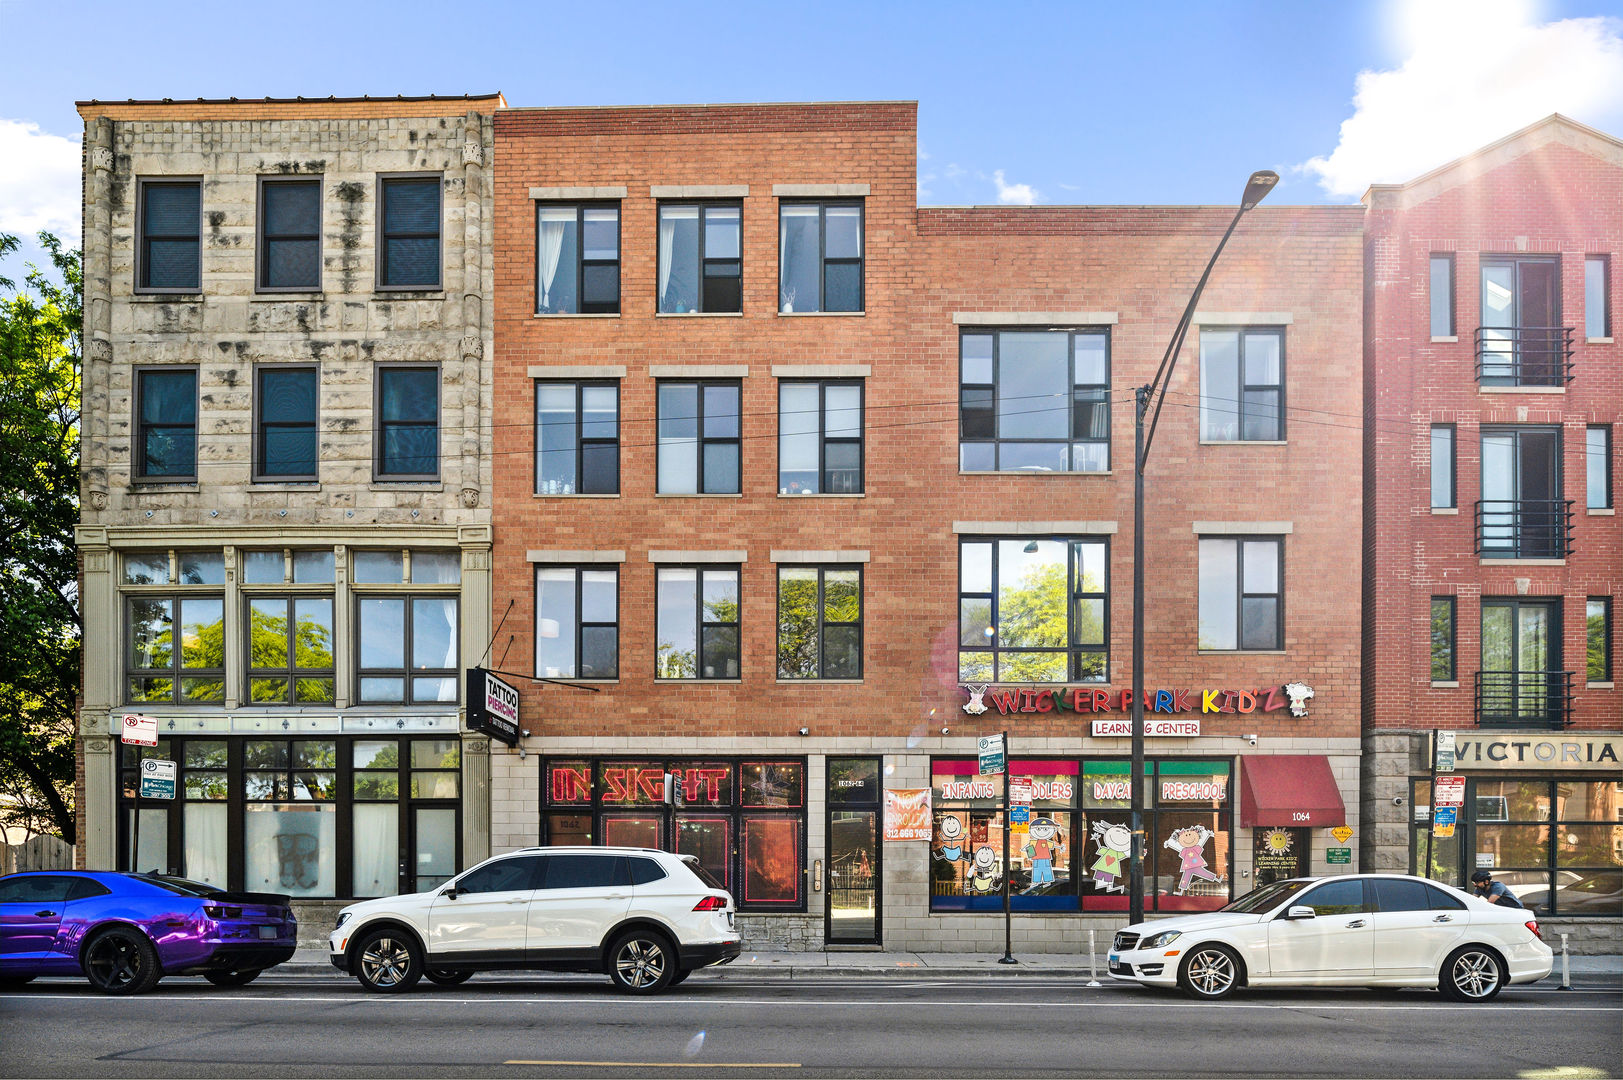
[
  {"left": 83, "top": 928, "right": 163, "bottom": 996},
  {"left": 424, "top": 969, "right": 474, "bottom": 986},
  {"left": 1441, "top": 946, "right": 1505, "bottom": 1002},
  {"left": 1178, "top": 944, "right": 1241, "bottom": 1001},
  {"left": 607, "top": 930, "right": 676, "bottom": 994},
  {"left": 203, "top": 969, "right": 262, "bottom": 987},
  {"left": 354, "top": 928, "right": 424, "bottom": 994},
  {"left": 0, "top": 975, "right": 36, "bottom": 990},
  {"left": 669, "top": 968, "right": 692, "bottom": 986}
]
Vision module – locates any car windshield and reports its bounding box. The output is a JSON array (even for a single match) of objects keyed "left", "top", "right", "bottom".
[
  {"left": 137, "top": 874, "right": 221, "bottom": 898},
  {"left": 1220, "top": 878, "right": 1315, "bottom": 913},
  {"left": 680, "top": 856, "right": 727, "bottom": 893}
]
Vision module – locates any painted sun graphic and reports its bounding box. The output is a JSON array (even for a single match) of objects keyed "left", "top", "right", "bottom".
[{"left": 1264, "top": 829, "right": 1293, "bottom": 854}]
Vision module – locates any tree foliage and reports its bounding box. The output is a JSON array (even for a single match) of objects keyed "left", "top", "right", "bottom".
[{"left": 0, "top": 232, "right": 82, "bottom": 842}]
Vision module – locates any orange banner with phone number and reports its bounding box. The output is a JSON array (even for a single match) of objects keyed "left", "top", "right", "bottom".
[{"left": 884, "top": 788, "right": 932, "bottom": 841}]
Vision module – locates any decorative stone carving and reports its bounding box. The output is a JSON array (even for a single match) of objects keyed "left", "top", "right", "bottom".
[
  {"left": 91, "top": 146, "right": 114, "bottom": 173},
  {"left": 87, "top": 739, "right": 110, "bottom": 753},
  {"left": 463, "top": 550, "right": 491, "bottom": 571},
  {"left": 463, "top": 140, "right": 484, "bottom": 167},
  {"left": 459, "top": 334, "right": 483, "bottom": 361},
  {"left": 89, "top": 490, "right": 109, "bottom": 511},
  {"left": 88, "top": 338, "right": 113, "bottom": 362},
  {"left": 461, "top": 486, "right": 480, "bottom": 509},
  {"left": 466, "top": 739, "right": 488, "bottom": 754}
]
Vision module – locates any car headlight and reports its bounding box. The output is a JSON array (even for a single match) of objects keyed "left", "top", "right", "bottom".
[
  {"left": 1140, "top": 930, "right": 1182, "bottom": 949},
  {"left": 334, "top": 912, "right": 351, "bottom": 929}
]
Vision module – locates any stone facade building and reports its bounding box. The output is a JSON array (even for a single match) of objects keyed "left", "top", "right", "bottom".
[
  {"left": 489, "top": 101, "right": 1366, "bottom": 951},
  {"left": 72, "top": 95, "right": 503, "bottom": 934},
  {"left": 1361, "top": 115, "right": 1623, "bottom": 952}
]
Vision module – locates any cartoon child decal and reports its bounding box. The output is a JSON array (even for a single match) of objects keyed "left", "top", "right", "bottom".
[
  {"left": 968, "top": 845, "right": 1000, "bottom": 893},
  {"left": 1024, "top": 817, "right": 1064, "bottom": 886},
  {"left": 1090, "top": 820, "right": 1131, "bottom": 893},
  {"left": 1164, "top": 824, "right": 1223, "bottom": 894},
  {"left": 935, "top": 814, "right": 966, "bottom": 862}
]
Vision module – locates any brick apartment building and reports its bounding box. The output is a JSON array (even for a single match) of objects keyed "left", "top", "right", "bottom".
[
  {"left": 1360, "top": 115, "right": 1623, "bottom": 949},
  {"left": 489, "top": 101, "right": 1365, "bottom": 950},
  {"left": 72, "top": 95, "right": 502, "bottom": 930}
]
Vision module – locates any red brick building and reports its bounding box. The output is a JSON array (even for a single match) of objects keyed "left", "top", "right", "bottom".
[
  {"left": 489, "top": 101, "right": 1365, "bottom": 949},
  {"left": 1361, "top": 115, "right": 1623, "bottom": 944}
]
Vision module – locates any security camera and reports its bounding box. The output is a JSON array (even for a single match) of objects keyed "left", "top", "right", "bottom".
[
  {"left": 940, "top": 726, "right": 950, "bottom": 736},
  {"left": 798, "top": 727, "right": 810, "bottom": 736},
  {"left": 1392, "top": 795, "right": 1405, "bottom": 806},
  {"left": 1245, "top": 733, "right": 1258, "bottom": 746},
  {"left": 521, "top": 729, "right": 532, "bottom": 738}
]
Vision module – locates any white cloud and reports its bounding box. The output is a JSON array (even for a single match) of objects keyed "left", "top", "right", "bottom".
[
  {"left": 0, "top": 118, "right": 82, "bottom": 240},
  {"left": 1302, "top": 2, "right": 1623, "bottom": 198},
  {"left": 992, "top": 169, "right": 1038, "bottom": 205}
]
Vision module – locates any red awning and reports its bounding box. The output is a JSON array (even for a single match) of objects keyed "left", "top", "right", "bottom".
[{"left": 1239, "top": 755, "right": 1346, "bottom": 828}]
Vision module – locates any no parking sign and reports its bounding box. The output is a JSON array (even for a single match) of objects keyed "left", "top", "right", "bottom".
[{"left": 121, "top": 713, "right": 158, "bottom": 747}]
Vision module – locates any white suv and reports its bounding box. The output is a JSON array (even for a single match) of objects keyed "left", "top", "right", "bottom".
[{"left": 329, "top": 847, "right": 740, "bottom": 994}]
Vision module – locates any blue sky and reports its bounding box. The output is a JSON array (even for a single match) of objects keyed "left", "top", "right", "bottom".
[{"left": 2, "top": 0, "right": 1622, "bottom": 276}]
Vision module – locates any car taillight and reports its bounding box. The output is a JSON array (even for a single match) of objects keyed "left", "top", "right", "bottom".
[
  {"left": 693, "top": 896, "right": 728, "bottom": 912},
  {"left": 203, "top": 905, "right": 243, "bottom": 919},
  {"left": 1525, "top": 920, "right": 1542, "bottom": 940}
]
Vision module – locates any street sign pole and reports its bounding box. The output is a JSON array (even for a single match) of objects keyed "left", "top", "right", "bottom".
[
  {"left": 1425, "top": 730, "right": 1438, "bottom": 880},
  {"left": 999, "top": 730, "right": 1016, "bottom": 965}
]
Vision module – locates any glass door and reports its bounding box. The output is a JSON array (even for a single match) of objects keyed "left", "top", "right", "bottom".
[
  {"left": 1480, "top": 427, "right": 1561, "bottom": 556},
  {"left": 1481, "top": 258, "right": 1560, "bottom": 384},
  {"left": 1481, "top": 599, "right": 1561, "bottom": 725},
  {"left": 825, "top": 758, "right": 881, "bottom": 945}
]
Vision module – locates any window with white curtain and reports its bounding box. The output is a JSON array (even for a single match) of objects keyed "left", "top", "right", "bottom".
[
  {"left": 536, "top": 203, "right": 620, "bottom": 314},
  {"left": 778, "top": 201, "right": 861, "bottom": 313},
  {"left": 659, "top": 203, "right": 741, "bottom": 313}
]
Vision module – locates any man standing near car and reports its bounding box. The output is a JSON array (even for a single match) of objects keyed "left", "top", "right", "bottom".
[{"left": 1471, "top": 869, "right": 1524, "bottom": 908}]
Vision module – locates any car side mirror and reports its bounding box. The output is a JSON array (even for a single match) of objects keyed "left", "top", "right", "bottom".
[
  {"left": 441, "top": 887, "right": 459, "bottom": 900},
  {"left": 1285, "top": 905, "right": 1316, "bottom": 920}
]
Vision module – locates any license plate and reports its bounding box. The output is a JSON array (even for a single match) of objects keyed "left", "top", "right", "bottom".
[
  {"left": 1108, "top": 953, "right": 1119, "bottom": 964},
  {"left": 257, "top": 925, "right": 279, "bottom": 939}
]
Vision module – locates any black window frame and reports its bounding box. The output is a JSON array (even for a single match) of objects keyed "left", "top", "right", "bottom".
[
  {"left": 256, "top": 176, "right": 322, "bottom": 293},
  {"left": 657, "top": 201, "right": 742, "bottom": 314},
  {"left": 777, "top": 379, "right": 865, "bottom": 494},
  {"left": 1430, "top": 253, "right": 1456, "bottom": 337},
  {"left": 1584, "top": 254, "right": 1611, "bottom": 340},
  {"left": 123, "top": 592, "right": 226, "bottom": 706},
  {"left": 1198, "top": 326, "right": 1286, "bottom": 443},
  {"left": 376, "top": 174, "right": 443, "bottom": 291},
  {"left": 777, "top": 199, "right": 863, "bottom": 314},
  {"left": 776, "top": 565, "right": 863, "bottom": 681},
  {"left": 243, "top": 593, "right": 337, "bottom": 705},
  {"left": 1588, "top": 597, "right": 1613, "bottom": 684},
  {"left": 535, "top": 380, "right": 620, "bottom": 495},
  {"left": 374, "top": 364, "right": 441, "bottom": 482},
  {"left": 1431, "top": 423, "right": 1456, "bottom": 509},
  {"left": 655, "top": 565, "right": 741, "bottom": 681},
  {"left": 133, "top": 366, "right": 199, "bottom": 482},
  {"left": 136, "top": 178, "right": 203, "bottom": 294},
  {"left": 1588, "top": 424, "right": 1613, "bottom": 510},
  {"left": 957, "top": 537, "right": 1109, "bottom": 684},
  {"left": 656, "top": 379, "right": 742, "bottom": 495},
  {"left": 958, "top": 327, "right": 1111, "bottom": 474},
  {"left": 1431, "top": 596, "right": 1456, "bottom": 682},
  {"left": 353, "top": 592, "right": 461, "bottom": 706},
  {"left": 1197, "top": 535, "right": 1284, "bottom": 652},
  {"left": 533, "top": 564, "right": 620, "bottom": 681},
  {"left": 535, "top": 201, "right": 621, "bottom": 315},
  {"left": 253, "top": 363, "right": 319, "bottom": 482}
]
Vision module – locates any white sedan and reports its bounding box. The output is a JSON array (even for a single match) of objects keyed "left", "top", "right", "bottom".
[{"left": 1109, "top": 873, "right": 1551, "bottom": 1002}]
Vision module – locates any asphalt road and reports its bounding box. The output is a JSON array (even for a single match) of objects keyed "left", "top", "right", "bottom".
[{"left": 2, "top": 974, "right": 1618, "bottom": 1079}]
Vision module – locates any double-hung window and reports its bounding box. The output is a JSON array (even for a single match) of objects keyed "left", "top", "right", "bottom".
[
  {"left": 958, "top": 538, "right": 1107, "bottom": 683},
  {"left": 375, "top": 366, "right": 439, "bottom": 480},
  {"left": 124, "top": 551, "right": 226, "bottom": 704},
  {"left": 258, "top": 178, "right": 321, "bottom": 291},
  {"left": 1198, "top": 536, "right": 1283, "bottom": 651},
  {"left": 777, "top": 566, "right": 862, "bottom": 679},
  {"left": 657, "top": 381, "right": 741, "bottom": 494},
  {"left": 354, "top": 549, "right": 460, "bottom": 704},
  {"left": 134, "top": 368, "right": 198, "bottom": 480},
  {"left": 537, "top": 203, "right": 620, "bottom": 314},
  {"left": 779, "top": 381, "right": 863, "bottom": 493},
  {"left": 658, "top": 203, "right": 741, "bottom": 313},
  {"left": 378, "top": 176, "right": 442, "bottom": 289},
  {"left": 255, "top": 365, "right": 318, "bottom": 481},
  {"left": 778, "top": 201, "right": 862, "bottom": 313},
  {"left": 960, "top": 329, "right": 1109, "bottom": 473},
  {"left": 243, "top": 548, "right": 336, "bottom": 704},
  {"left": 537, "top": 382, "right": 619, "bottom": 495},
  {"left": 138, "top": 180, "right": 201, "bottom": 292},
  {"left": 1200, "top": 328, "right": 1284, "bottom": 442},
  {"left": 656, "top": 567, "right": 739, "bottom": 679},
  {"left": 535, "top": 566, "right": 619, "bottom": 680}
]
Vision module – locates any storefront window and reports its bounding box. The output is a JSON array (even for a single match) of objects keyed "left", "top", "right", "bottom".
[{"left": 540, "top": 757, "right": 806, "bottom": 912}]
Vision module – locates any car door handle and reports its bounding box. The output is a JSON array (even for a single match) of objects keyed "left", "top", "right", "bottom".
[
  {"left": 1345, "top": 919, "right": 1367, "bottom": 928},
  {"left": 604, "top": 893, "right": 628, "bottom": 900},
  {"left": 504, "top": 898, "right": 528, "bottom": 904},
  {"left": 1433, "top": 915, "right": 1453, "bottom": 922},
  {"left": 35, "top": 910, "right": 57, "bottom": 917}
]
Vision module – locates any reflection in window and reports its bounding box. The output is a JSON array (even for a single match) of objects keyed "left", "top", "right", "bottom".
[
  {"left": 777, "top": 566, "right": 862, "bottom": 679},
  {"left": 656, "top": 567, "right": 739, "bottom": 679},
  {"left": 126, "top": 596, "right": 225, "bottom": 704},
  {"left": 356, "top": 595, "right": 459, "bottom": 703},
  {"left": 248, "top": 596, "right": 335, "bottom": 703},
  {"left": 959, "top": 330, "right": 1109, "bottom": 473},
  {"left": 958, "top": 538, "right": 1107, "bottom": 683}
]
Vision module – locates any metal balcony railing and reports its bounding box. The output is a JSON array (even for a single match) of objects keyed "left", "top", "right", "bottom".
[
  {"left": 1474, "top": 325, "right": 1575, "bottom": 386},
  {"left": 1475, "top": 670, "right": 1574, "bottom": 729},
  {"left": 1475, "top": 499, "right": 1574, "bottom": 558}
]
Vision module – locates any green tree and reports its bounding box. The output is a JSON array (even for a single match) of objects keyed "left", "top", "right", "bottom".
[
  {"left": 0, "top": 232, "right": 82, "bottom": 841},
  {"left": 996, "top": 562, "right": 1068, "bottom": 682}
]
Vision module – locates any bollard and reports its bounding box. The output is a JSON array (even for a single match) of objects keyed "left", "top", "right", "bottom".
[
  {"left": 1087, "top": 928, "right": 1101, "bottom": 987},
  {"left": 1558, "top": 932, "right": 1572, "bottom": 991}
]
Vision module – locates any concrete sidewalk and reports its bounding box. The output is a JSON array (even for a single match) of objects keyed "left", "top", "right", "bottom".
[{"left": 287, "top": 947, "right": 1623, "bottom": 981}]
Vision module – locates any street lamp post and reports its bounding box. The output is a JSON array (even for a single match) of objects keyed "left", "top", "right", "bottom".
[{"left": 1128, "top": 170, "right": 1279, "bottom": 928}]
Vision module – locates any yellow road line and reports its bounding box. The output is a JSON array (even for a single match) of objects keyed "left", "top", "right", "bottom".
[{"left": 504, "top": 1062, "right": 799, "bottom": 1069}]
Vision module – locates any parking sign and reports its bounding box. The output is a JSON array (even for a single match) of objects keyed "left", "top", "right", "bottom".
[{"left": 121, "top": 713, "right": 158, "bottom": 747}]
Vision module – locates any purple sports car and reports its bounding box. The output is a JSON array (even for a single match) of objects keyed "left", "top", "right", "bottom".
[{"left": 0, "top": 871, "right": 296, "bottom": 994}]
